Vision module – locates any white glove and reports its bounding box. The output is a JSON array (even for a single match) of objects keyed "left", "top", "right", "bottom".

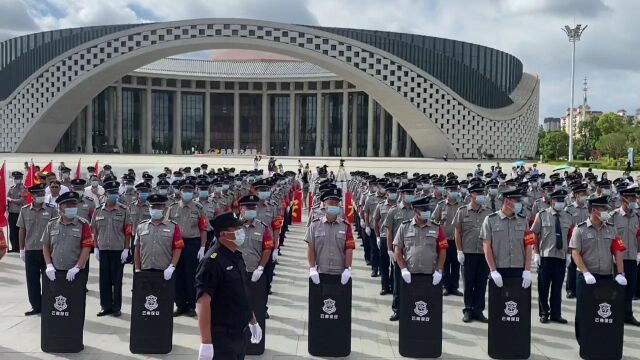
[
  {"left": 360, "top": 219, "right": 366, "bottom": 228},
  {"left": 456, "top": 250, "right": 464, "bottom": 265},
  {"left": 432, "top": 270, "right": 442, "bottom": 285},
  {"left": 197, "top": 246, "right": 205, "bottom": 261},
  {"left": 522, "top": 270, "right": 532, "bottom": 288},
  {"left": 387, "top": 250, "right": 395, "bottom": 263},
  {"left": 365, "top": 227, "right": 371, "bottom": 236},
  {"left": 120, "top": 249, "right": 129, "bottom": 264},
  {"left": 490, "top": 271, "right": 503, "bottom": 287},
  {"left": 252, "top": 266, "right": 264, "bottom": 282},
  {"left": 534, "top": 254, "right": 541, "bottom": 267},
  {"left": 376, "top": 237, "right": 381, "bottom": 248},
  {"left": 583, "top": 272, "right": 596, "bottom": 285},
  {"left": 615, "top": 274, "right": 627, "bottom": 286},
  {"left": 309, "top": 267, "right": 320, "bottom": 284},
  {"left": 94, "top": 248, "right": 100, "bottom": 261},
  {"left": 66, "top": 265, "right": 80, "bottom": 281},
  {"left": 566, "top": 255, "right": 572, "bottom": 267},
  {"left": 401, "top": 268, "right": 411, "bottom": 284},
  {"left": 198, "top": 344, "right": 214, "bottom": 360},
  {"left": 20, "top": 249, "right": 25, "bottom": 262},
  {"left": 45, "top": 264, "right": 56, "bottom": 281},
  {"left": 340, "top": 267, "right": 351, "bottom": 285},
  {"left": 163, "top": 264, "right": 175, "bottom": 280},
  {"left": 249, "top": 322, "right": 263, "bottom": 344},
  {"left": 272, "top": 251, "right": 279, "bottom": 262},
  {"left": 636, "top": 253, "right": 640, "bottom": 265}
]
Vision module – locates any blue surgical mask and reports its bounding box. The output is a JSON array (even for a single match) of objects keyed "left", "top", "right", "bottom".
[
  {"left": 149, "top": 209, "right": 164, "bottom": 220},
  {"left": 34, "top": 196, "right": 45, "bottom": 204},
  {"left": 14, "top": 179, "right": 22, "bottom": 185},
  {"left": 475, "top": 194, "right": 486, "bottom": 205},
  {"left": 599, "top": 211, "right": 610, "bottom": 222},
  {"left": 449, "top": 191, "right": 460, "bottom": 200},
  {"left": 419, "top": 210, "right": 431, "bottom": 221},
  {"left": 404, "top": 194, "right": 415, "bottom": 203},
  {"left": 602, "top": 189, "right": 611, "bottom": 196},
  {"left": 553, "top": 202, "right": 565, "bottom": 211},
  {"left": 159, "top": 189, "right": 168, "bottom": 195},
  {"left": 424, "top": 183, "right": 432, "bottom": 190},
  {"left": 222, "top": 185, "right": 230, "bottom": 191},
  {"left": 91, "top": 180, "right": 99, "bottom": 188},
  {"left": 107, "top": 194, "right": 119, "bottom": 203},
  {"left": 233, "top": 229, "right": 246, "bottom": 246},
  {"left": 125, "top": 185, "right": 134, "bottom": 191},
  {"left": 388, "top": 193, "right": 398, "bottom": 201},
  {"left": 139, "top": 192, "right": 149, "bottom": 201},
  {"left": 243, "top": 209, "right": 257, "bottom": 220},
  {"left": 326, "top": 206, "right": 341, "bottom": 216},
  {"left": 199, "top": 190, "right": 209, "bottom": 199},
  {"left": 64, "top": 207, "right": 78, "bottom": 218},
  {"left": 513, "top": 202, "right": 523, "bottom": 214},
  {"left": 258, "top": 191, "right": 271, "bottom": 200},
  {"left": 489, "top": 188, "right": 499, "bottom": 196},
  {"left": 629, "top": 202, "right": 638, "bottom": 210},
  {"left": 181, "top": 192, "right": 193, "bottom": 201}
]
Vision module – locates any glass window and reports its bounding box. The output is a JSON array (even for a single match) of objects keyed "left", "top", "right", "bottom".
[
  {"left": 239, "top": 94, "right": 262, "bottom": 151},
  {"left": 181, "top": 93, "right": 204, "bottom": 153},
  {"left": 122, "top": 89, "right": 143, "bottom": 153},
  {"left": 92, "top": 89, "right": 109, "bottom": 150},
  {"left": 152, "top": 91, "right": 173, "bottom": 153},
  {"left": 211, "top": 93, "right": 234, "bottom": 150},
  {"left": 357, "top": 94, "right": 368, "bottom": 157},
  {"left": 270, "top": 95, "right": 290, "bottom": 156},
  {"left": 325, "top": 94, "right": 343, "bottom": 156},
  {"left": 299, "top": 95, "right": 317, "bottom": 156}
]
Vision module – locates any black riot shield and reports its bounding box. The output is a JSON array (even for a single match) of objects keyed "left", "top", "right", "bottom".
[
  {"left": 308, "top": 274, "right": 352, "bottom": 357},
  {"left": 130, "top": 271, "right": 175, "bottom": 354},
  {"left": 579, "top": 279, "right": 624, "bottom": 360},
  {"left": 245, "top": 272, "right": 268, "bottom": 355},
  {"left": 41, "top": 270, "right": 88, "bottom": 353},
  {"left": 488, "top": 277, "right": 531, "bottom": 359},
  {"left": 399, "top": 274, "right": 443, "bottom": 358}
]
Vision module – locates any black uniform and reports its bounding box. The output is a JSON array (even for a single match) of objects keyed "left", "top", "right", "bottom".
[{"left": 195, "top": 242, "right": 252, "bottom": 359}]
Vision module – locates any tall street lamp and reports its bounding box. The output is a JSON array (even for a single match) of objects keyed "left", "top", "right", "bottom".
[{"left": 562, "top": 24, "right": 587, "bottom": 162}]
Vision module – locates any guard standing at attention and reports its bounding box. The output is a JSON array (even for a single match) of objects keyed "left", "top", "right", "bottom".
[
  {"left": 238, "top": 194, "right": 274, "bottom": 285},
  {"left": 196, "top": 212, "right": 263, "bottom": 360},
  {"left": 432, "top": 179, "right": 462, "bottom": 296},
  {"left": 373, "top": 182, "right": 399, "bottom": 295},
  {"left": 7, "top": 171, "right": 27, "bottom": 252},
  {"left": 564, "top": 182, "right": 590, "bottom": 299}
]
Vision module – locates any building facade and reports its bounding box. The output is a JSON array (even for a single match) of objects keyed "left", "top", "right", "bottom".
[
  {"left": 543, "top": 117, "right": 561, "bottom": 132},
  {"left": 561, "top": 105, "right": 602, "bottom": 134},
  {"left": 0, "top": 19, "right": 540, "bottom": 158}
]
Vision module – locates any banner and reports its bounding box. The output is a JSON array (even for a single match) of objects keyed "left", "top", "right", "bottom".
[
  {"left": 41, "top": 161, "right": 53, "bottom": 175},
  {"left": 0, "top": 161, "right": 7, "bottom": 227},
  {"left": 25, "top": 161, "right": 35, "bottom": 204},
  {"left": 345, "top": 191, "right": 354, "bottom": 224},
  {"left": 74, "top": 159, "right": 82, "bottom": 179},
  {"left": 292, "top": 190, "right": 303, "bottom": 223}
]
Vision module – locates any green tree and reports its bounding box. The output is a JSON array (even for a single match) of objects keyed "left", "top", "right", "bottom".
[
  {"left": 596, "top": 112, "right": 628, "bottom": 135},
  {"left": 540, "top": 130, "right": 569, "bottom": 160},
  {"left": 626, "top": 127, "right": 640, "bottom": 152},
  {"left": 575, "top": 115, "right": 601, "bottom": 159},
  {"left": 597, "top": 133, "right": 627, "bottom": 159}
]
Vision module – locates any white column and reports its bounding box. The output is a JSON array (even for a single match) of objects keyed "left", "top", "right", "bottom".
[
  {"left": 295, "top": 95, "right": 301, "bottom": 154},
  {"left": 379, "top": 106, "right": 386, "bottom": 157},
  {"left": 261, "top": 87, "right": 268, "bottom": 154},
  {"left": 288, "top": 92, "right": 296, "bottom": 156},
  {"left": 323, "top": 96, "right": 330, "bottom": 156},
  {"left": 341, "top": 90, "right": 349, "bottom": 157},
  {"left": 145, "top": 85, "right": 153, "bottom": 154},
  {"left": 350, "top": 93, "right": 358, "bottom": 157},
  {"left": 405, "top": 133, "right": 412, "bottom": 157},
  {"left": 204, "top": 89, "right": 211, "bottom": 153},
  {"left": 390, "top": 117, "right": 399, "bottom": 157},
  {"left": 116, "top": 84, "right": 123, "bottom": 152},
  {"left": 233, "top": 89, "right": 240, "bottom": 153},
  {"left": 173, "top": 88, "right": 182, "bottom": 154},
  {"left": 366, "top": 96, "right": 374, "bottom": 157},
  {"left": 108, "top": 87, "right": 116, "bottom": 145},
  {"left": 315, "top": 93, "right": 323, "bottom": 156},
  {"left": 74, "top": 115, "right": 83, "bottom": 152},
  {"left": 85, "top": 102, "right": 93, "bottom": 154}
]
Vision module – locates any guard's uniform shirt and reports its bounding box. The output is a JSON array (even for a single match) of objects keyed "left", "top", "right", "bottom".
[
  {"left": 199, "top": 198, "right": 221, "bottom": 231},
  {"left": 77, "top": 196, "right": 96, "bottom": 221},
  {"left": 240, "top": 220, "right": 274, "bottom": 272},
  {"left": 307, "top": 204, "right": 325, "bottom": 226},
  {"left": 41, "top": 217, "right": 93, "bottom": 270},
  {"left": 304, "top": 217, "right": 356, "bottom": 275},
  {"left": 609, "top": 208, "right": 639, "bottom": 261},
  {"left": 569, "top": 219, "right": 626, "bottom": 275},
  {"left": 257, "top": 201, "right": 283, "bottom": 234},
  {"left": 121, "top": 191, "right": 137, "bottom": 205},
  {"left": 452, "top": 204, "right": 492, "bottom": 254},
  {"left": 373, "top": 201, "right": 393, "bottom": 237},
  {"left": 384, "top": 203, "right": 414, "bottom": 240},
  {"left": 530, "top": 207, "right": 574, "bottom": 259},
  {"left": 134, "top": 219, "right": 184, "bottom": 270},
  {"left": 433, "top": 200, "right": 460, "bottom": 240},
  {"left": 531, "top": 198, "right": 551, "bottom": 216},
  {"left": 566, "top": 203, "right": 589, "bottom": 225},
  {"left": 91, "top": 203, "right": 132, "bottom": 250},
  {"left": 195, "top": 243, "right": 252, "bottom": 333},
  {"left": 17, "top": 204, "right": 57, "bottom": 250},
  {"left": 166, "top": 201, "right": 208, "bottom": 238},
  {"left": 393, "top": 219, "right": 447, "bottom": 274},
  {"left": 7, "top": 184, "right": 26, "bottom": 213},
  {"left": 129, "top": 200, "right": 151, "bottom": 230},
  {"left": 480, "top": 211, "right": 536, "bottom": 268},
  {"left": 486, "top": 194, "right": 503, "bottom": 212},
  {"left": 364, "top": 194, "right": 385, "bottom": 225}
]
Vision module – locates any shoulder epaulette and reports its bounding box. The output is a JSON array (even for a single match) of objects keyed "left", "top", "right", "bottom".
[
  {"left": 21, "top": 204, "right": 29, "bottom": 209},
  {"left": 437, "top": 199, "right": 446, "bottom": 205},
  {"left": 169, "top": 219, "right": 178, "bottom": 225},
  {"left": 517, "top": 213, "right": 525, "bottom": 218},
  {"left": 194, "top": 202, "right": 204, "bottom": 208},
  {"left": 312, "top": 218, "right": 320, "bottom": 223},
  {"left": 44, "top": 203, "right": 55, "bottom": 208},
  {"left": 210, "top": 252, "right": 218, "bottom": 259},
  {"left": 577, "top": 221, "right": 587, "bottom": 227},
  {"left": 77, "top": 217, "right": 89, "bottom": 224},
  {"left": 257, "top": 219, "right": 268, "bottom": 227},
  {"left": 457, "top": 204, "right": 466, "bottom": 211},
  {"left": 48, "top": 217, "right": 60, "bottom": 222},
  {"left": 488, "top": 212, "right": 498, "bottom": 217},
  {"left": 402, "top": 219, "right": 411, "bottom": 224}
]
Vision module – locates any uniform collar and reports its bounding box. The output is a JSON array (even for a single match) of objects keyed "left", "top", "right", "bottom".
[
  {"left": 321, "top": 216, "right": 340, "bottom": 224},
  {"left": 498, "top": 210, "right": 516, "bottom": 220},
  {"left": 467, "top": 203, "right": 483, "bottom": 212},
  {"left": 411, "top": 217, "right": 431, "bottom": 228},
  {"left": 586, "top": 218, "right": 607, "bottom": 229}
]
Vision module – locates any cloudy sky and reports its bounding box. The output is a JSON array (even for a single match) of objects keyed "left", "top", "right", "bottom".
[{"left": 1, "top": 0, "right": 638, "bottom": 122}]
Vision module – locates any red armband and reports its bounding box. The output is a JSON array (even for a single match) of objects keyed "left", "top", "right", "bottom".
[
  {"left": 345, "top": 223, "right": 356, "bottom": 250},
  {"left": 124, "top": 223, "right": 133, "bottom": 237},
  {"left": 262, "top": 228, "right": 274, "bottom": 250},
  {"left": 523, "top": 230, "right": 536, "bottom": 246},
  {"left": 437, "top": 227, "right": 448, "bottom": 249},
  {"left": 198, "top": 216, "right": 208, "bottom": 231},
  {"left": 173, "top": 225, "right": 185, "bottom": 249},
  {"left": 610, "top": 236, "right": 626, "bottom": 254},
  {"left": 0, "top": 229, "right": 7, "bottom": 250},
  {"left": 81, "top": 223, "right": 93, "bottom": 248},
  {"left": 272, "top": 215, "right": 284, "bottom": 231},
  {"left": 568, "top": 224, "right": 576, "bottom": 239},
  {"left": 636, "top": 226, "right": 640, "bottom": 239}
]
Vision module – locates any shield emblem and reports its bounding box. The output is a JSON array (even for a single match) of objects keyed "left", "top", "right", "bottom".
[
  {"left": 504, "top": 301, "right": 518, "bottom": 317},
  {"left": 322, "top": 298, "right": 336, "bottom": 315},
  {"left": 144, "top": 295, "right": 158, "bottom": 311},
  {"left": 414, "top": 301, "right": 428, "bottom": 317},
  {"left": 597, "top": 303, "right": 612, "bottom": 319},
  {"left": 54, "top": 295, "right": 67, "bottom": 312}
]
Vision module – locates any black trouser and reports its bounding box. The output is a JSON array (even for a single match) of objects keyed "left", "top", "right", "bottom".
[
  {"left": 566, "top": 258, "right": 577, "bottom": 294},
  {"left": 637, "top": 262, "right": 640, "bottom": 298},
  {"left": 575, "top": 273, "right": 612, "bottom": 341},
  {"left": 537, "top": 257, "right": 566, "bottom": 318},
  {"left": 175, "top": 237, "right": 200, "bottom": 310},
  {"left": 98, "top": 250, "right": 124, "bottom": 311},
  {"left": 362, "top": 221, "right": 371, "bottom": 263},
  {"left": 392, "top": 262, "right": 402, "bottom": 313},
  {"left": 462, "top": 253, "right": 489, "bottom": 316},
  {"left": 210, "top": 327, "right": 247, "bottom": 360},
  {"left": 619, "top": 260, "right": 638, "bottom": 319},
  {"left": 442, "top": 240, "right": 460, "bottom": 291},
  {"left": 379, "top": 238, "right": 392, "bottom": 291},
  {"left": 265, "top": 256, "right": 275, "bottom": 311},
  {"left": 367, "top": 232, "right": 379, "bottom": 271},
  {"left": 8, "top": 212, "right": 20, "bottom": 252},
  {"left": 25, "top": 250, "right": 45, "bottom": 310}
]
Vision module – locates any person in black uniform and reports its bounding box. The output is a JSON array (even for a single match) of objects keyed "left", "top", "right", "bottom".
[{"left": 195, "top": 212, "right": 263, "bottom": 360}]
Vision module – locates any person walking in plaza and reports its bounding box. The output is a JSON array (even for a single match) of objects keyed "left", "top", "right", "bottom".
[
  {"left": 433, "top": 179, "right": 463, "bottom": 296},
  {"left": 7, "top": 171, "right": 27, "bottom": 252}
]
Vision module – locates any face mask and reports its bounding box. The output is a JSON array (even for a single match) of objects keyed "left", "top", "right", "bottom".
[
  {"left": 222, "top": 185, "right": 230, "bottom": 191},
  {"left": 14, "top": 179, "right": 23, "bottom": 185},
  {"left": 513, "top": 202, "right": 523, "bottom": 214},
  {"left": 233, "top": 229, "right": 246, "bottom": 246},
  {"left": 404, "top": 194, "right": 415, "bottom": 203},
  {"left": 326, "top": 206, "right": 341, "bottom": 216},
  {"left": 149, "top": 209, "right": 164, "bottom": 220},
  {"left": 449, "top": 191, "right": 460, "bottom": 200},
  {"left": 419, "top": 210, "right": 431, "bottom": 221},
  {"left": 577, "top": 195, "right": 588, "bottom": 203},
  {"left": 64, "top": 207, "right": 78, "bottom": 218},
  {"left": 243, "top": 209, "right": 257, "bottom": 220},
  {"left": 107, "top": 194, "right": 119, "bottom": 203},
  {"left": 437, "top": 186, "right": 445, "bottom": 194},
  {"left": 554, "top": 185, "right": 563, "bottom": 191},
  {"left": 489, "top": 188, "right": 498, "bottom": 196},
  {"left": 475, "top": 195, "right": 486, "bottom": 205},
  {"left": 174, "top": 177, "right": 183, "bottom": 182},
  {"left": 258, "top": 191, "right": 271, "bottom": 200},
  {"left": 553, "top": 202, "right": 565, "bottom": 211},
  {"left": 125, "top": 185, "right": 134, "bottom": 191},
  {"left": 214, "top": 186, "right": 223, "bottom": 193},
  {"left": 522, "top": 197, "right": 530, "bottom": 205},
  {"left": 629, "top": 202, "right": 638, "bottom": 210},
  {"left": 91, "top": 180, "right": 99, "bottom": 188},
  {"left": 416, "top": 184, "right": 424, "bottom": 190},
  {"left": 34, "top": 196, "right": 45, "bottom": 204},
  {"left": 248, "top": 177, "right": 255, "bottom": 183},
  {"left": 235, "top": 180, "right": 241, "bottom": 186},
  {"left": 159, "top": 189, "right": 168, "bottom": 195},
  {"left": 181, "top": 192, "right": 193, "bottom": 201},
  {"left": 424, "top": 183, "right": 433, "bottom": 190},
  {"left": 199, "top": 190, "right": 209, "bottom": 199},
  {"left": 388, "top": 193, "right": 398, "bottom": 201},
  {"left": 602, "top": 189, "right": 611, "bottom": 196},
  {"left": 139, "top": 192, "right": 149, "bottom": 201},
  {"left": 378, "top": 189, "right": 386, "bottom": 196},
  {"left": 599, "top": 211, "right": 610, "bottom": 222}
]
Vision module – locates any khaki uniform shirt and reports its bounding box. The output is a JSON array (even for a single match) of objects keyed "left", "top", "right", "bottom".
[
  {"left": 77, "top": 196, "right": 96, "bottom": 221},
  {"left": 8, "top": 184, "right": 26, "bottom": 213},
  {"left": 129, "top": 201, "right": 151, "bottom": 229},
  {"left": 530, "top": 207, "right": 574, "bottom": 259},
  {"left": 531, "top": 198, "right": 551, "bottom": 215},
  {"left": 42, "top": 217, "right": 93, "bottom": 270},
  {"left": 566, "top": 203, "right": 589, "bottom": 225},
  {"left": 486, "top": 194, "right": 503, "bottom": 212},
  {"left": 609, "top": 208, "right": 639, "bottom": 260},
  {"left": 393, "top": 218, "right": 447, "bottom": 274},
  {"left": 432, "top": 199, "right": 460, "bottom": 240},
  {"left": 452, "top": 204, "right": 492, "bottom": 254},
  {"left": 373, "top": 201, "right": 394, "bottom": 238},
  {"left": 481, "top": 211, "right": 534, "bottom": 269},
  {"left": 134, "top": 219, "right": 184, "bottom": 270},
  {"left": 17, "top": 204, "right": 57, "bottom": 250},
  {"left": 385, "top": 203, "right": 414, "bottom": 239},
  {"left": 167, "top": 201, "right": 207, "bottom": 239},
  {"left": 91, "top": 203, "right": 132, "bottom": 250},
  {"left": 240, "top": 220, "right": 274, "bottom": 272},
  {"left": 569, "top": 219, "right": 625, "bottom": 275},
  {"left": 364, "top": 194, "right": 386, "bottom": 225},
  {"left": 305, "top": 217, "right": 355, "bottom": 275}
]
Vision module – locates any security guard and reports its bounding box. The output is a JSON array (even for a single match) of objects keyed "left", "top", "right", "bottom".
[
  {"left": 373, "top": 182, "right": 399, "bottom": 295},
  {"left": 7, "top": 171, "right": 27, "bottom": 252},
  {"left": 569, "top": 195, "right": 627, "bottom": 341},
  {"left": 167, "top": 179, "right": 208, "bottom": 317},
  {"left": 565, "top": 182, "right": 590, "bottom": 298},
  {"left": 196, "top": 212, "right": 263, "bottom": 360},
  {"left": 364, "top": 178, "right": 386, "bottom": 277},
  {"left": 238, "top": 194, "right": 274, "bottom": 282},
  {"left": 41, "top": 192, "right": 93, "bottom": 283},
  {"left": 609, "top": 187, "right": 640, "bottom": 326},
  {"left": 91, "top": 181, "right": 132, "bottom": 317},
  {"left": 481, "top": 188, "right": 536, "bottom": 289},
  {"left": 530, "top": 189, "right": 573, "bottom": 324},
  {"left": 385, "top": 182, "right": 417, "bottom": 321},
  {"left": 433, "top": 179, "right": 463, "bottom": 296},
  {"left": 120, "top": 174, "right": 137, "bottom": 204},
  {"left": 70, "top": 179, "right": 96, "bottom": 221},
  {"left": 130, "top": 182, "right": 152, "bottom": 230},
  {"left": 452, "top": 181, "right": 492, "bottom": 322},
  {"left": 17, "top": 184, "right": 56, "bottom": 315},
  {"left": 394, "top": 196, "right": 447, "bottom": 286},
  {"left": 486, "top": 179, "right": 502, "bottom": 212}
]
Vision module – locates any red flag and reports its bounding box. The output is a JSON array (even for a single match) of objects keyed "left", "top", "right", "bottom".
[
  {"left": 74, "top": 158, "right": 82, "bottom": 179},
  {"left": 25, "top": 161, "right": 34, "bottom": 204},
  {"left": 0, "top": 161, "right": 7, "bottom": 227},
  {"left": 41, "top": 161, "right": 53, "bottom": 175},
  {"left": 345, "top": 191, "right": 354, "bottom": 224},
  {"left": 292, "top": 190, "right": 303, "bottom": 223},
  {"left": 94, "top": 160, "right": 99, "bottom": 176}
]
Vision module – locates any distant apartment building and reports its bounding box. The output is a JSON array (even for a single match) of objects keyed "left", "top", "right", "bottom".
[
  {"left": 561, "top": 105, "right": 602, "bottom": 135},
  {"left": 543, "top": 117, "right": 561, "bottom": 132}
]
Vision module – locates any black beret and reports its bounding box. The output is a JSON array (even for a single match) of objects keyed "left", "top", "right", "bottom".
[
  {"left": 444, "top": 179, "right": 460, "bottom": 188},
  {"left": 597, "top": 179, "right": 612, "bottom": 187},
  {"left": 103, "top": 164, "right": 112, "bottom": 170},
  {"left": 201, "top": 164, "right": 209, "bottom": 169},
  {"left": 196, "top": 180, "right": 210, "bottom": 188},
  {"left": 56, "top": 191, "right": 80, "bottom": 205},
  {"left": 28, "top": 183, "right": 46, "bottom": 193},
  {"left": 171, "top": 180, "right": 183, "bottom": 188},
  {"left": 398, "top": 182, "right": 417, "bottom": 192},
  {"left": 238, "top": 195, "right": 260, "bottom": 206},
  {"left": 87, "top": 166, "right": 96, "bottom": 172},
  {"left": 384, "top": 182, "right": 400, "bottom": 191},
  {"left": 157, "top": 173, "right": 168, "bottom": 179},
  {"left": 318, "top": 183, "right": 337, "bottom": 193},
  {"left": 549, "top": 189, "right": 568, "bottom": 199},
  {"left": 212, "top": 212, "right": 244, "bottom": 232},
  {"left": 70, "top": 179, "right": 86, "bottom": 187},
  {"left": 253, "top": 179, "right": 271, "bottom": 188},
  {"left": 588, "top": 195, "right": 611, "bottom": 209},
  {"left": 147, "top": 194, "right": 168, "bottom": 205},
  {"left": 320, "top": 188, "right": 342, "bottom": 201},
  {"left": 156, "top": 179, "right": 170, "bottom": 187},
  {"left": 486, "top": 179, "right": 499, "bottom": 187},
  {"left": 619, "top": 187, "right": 638, "bottom": 197},
  {"left": 11, "top": 171, "right": 24, "bottom": 177},
  {"left": 180, "top": 179, "right": 196, "bottom": 189},
  {"left": 142, "top": 173, "right": 154, "bottom": 180},
  {"left": 432, "top": 178, "right": 445, "bottom": 186},
  {"left": 122, "top": 174, "right": 135, "bottom": 182},
  {"left": 540, "top": 181, "right": 555, "bottom": 189},
  {"left": 571, "top": 183, "right": 588, "bottom": 193},
  {"left": 411, "top": 196, "right": 432, "bottom": 209},
  {"left": 103, "top": 181, "right": 120, "bottom": 191},
  {"left": 501, "top": 188, "right": 525, "bottom": 199},
  {"left": 468, "top": 182, "right": 485, "bottom": 193},
  {"left": 135, "top": 182, "right": 151, "bottom": 190},
  {"left": 183, "top": 167, "right": 191, "bottom": 172},
  {"left": 103, "top": 175, "right": 117, "bottom": 183}
]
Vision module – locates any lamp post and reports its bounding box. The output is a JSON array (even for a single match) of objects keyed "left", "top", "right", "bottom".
[{"left": 562, "top": 24, "right": 587, "bottom": 162}]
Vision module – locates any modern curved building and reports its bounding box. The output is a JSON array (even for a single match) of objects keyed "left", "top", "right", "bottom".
[{"left": 0, "top": 18, "right": 539, "bottom": 158}]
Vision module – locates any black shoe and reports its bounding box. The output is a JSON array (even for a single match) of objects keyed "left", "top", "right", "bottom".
[
  {"left": 268, "top": 290, "right": 273, "bottom": 295},
  {"left": 97, "top": 309, "right": 113, "bottom": 317},
  {"left": 265, "top": 312, "right": 270, "bottom": 319},
  {"left": 539, "top": 316, "right": 549, "bottom": 324},
  {"left": 389, "top": 312, "right": 399, "bottom": 321},
  {"left": 550, "top": 316, "right": 568, "bottom": 324},
  {"left": 24, "top": 308, "right": 41, "bottom": 316},
  {"left": 463, "top": 312, "right": 472, "bottom": 323},
  {"left": 625, "top": 317, "right": 640, "bottom": 326},
  {"left": 112, "top": 310, "right": 122, "bottom": 317},
  {"left": 365, "top": 260, "right": 371, "bottom": 266},
  {"left": 473, "top": 313, "right": 489, "bottom": 323},
  {"left": 450, "top": 289, "right": 463, "bottom": 296},
  {"left": 371, "top": 270, "right": 379, "bottom": 277},
  {"left": 186, "top": 309, "right": 197, "bottom": 317},
  {"left": 173, "top": 308, "right": 188, "bottom": 317},
  {"left": 380, "top": 288, "right": 392, "bottom": 295},
  {"left": 566, "top": 291, "right": 576, "bottom": 299},
  {"left": 443, "top": 289, "right": 451, "bottom": 296}
]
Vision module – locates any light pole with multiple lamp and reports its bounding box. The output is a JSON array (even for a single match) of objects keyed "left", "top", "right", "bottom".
[{"left": 562, "top": 24, "right": 587, "bottom": 162}]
